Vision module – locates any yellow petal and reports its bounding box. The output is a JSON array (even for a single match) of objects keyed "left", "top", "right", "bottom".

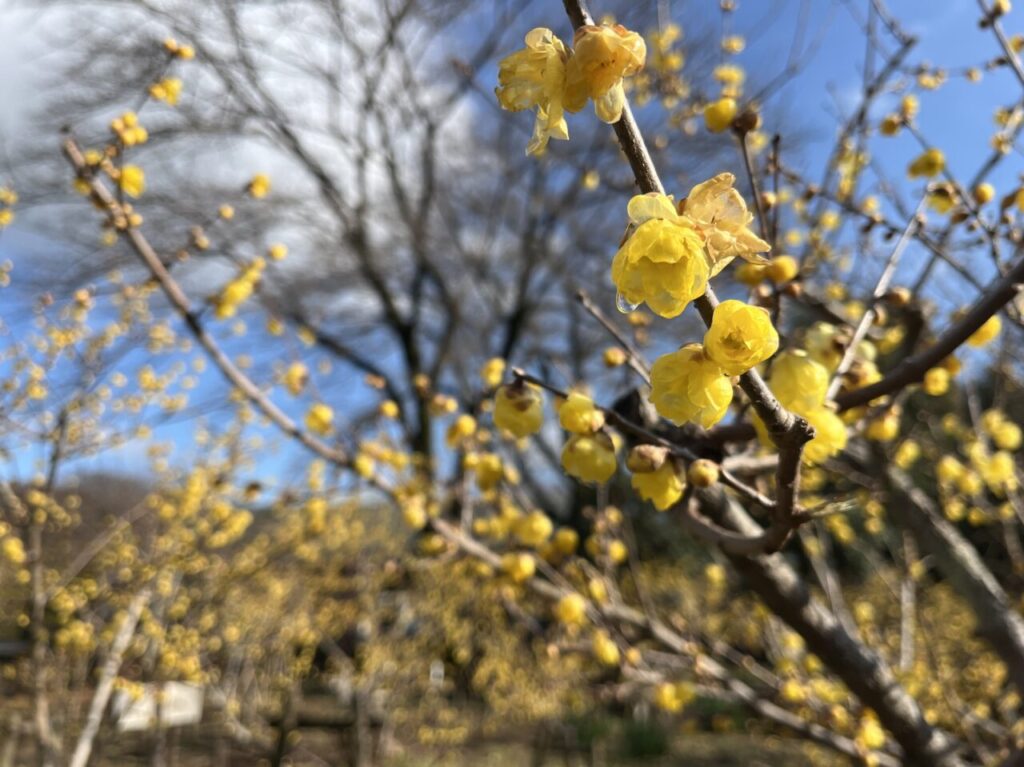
[{"left": 626, "top": 193, "right": 679, "bottom": 224}]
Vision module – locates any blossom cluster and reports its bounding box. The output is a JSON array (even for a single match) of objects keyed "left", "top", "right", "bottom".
[{"left": 496, "top": 23, "right": 646, "bottom": 155}]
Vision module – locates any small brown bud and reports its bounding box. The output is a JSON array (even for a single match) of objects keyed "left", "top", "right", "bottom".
[
  {"left": 627, "top": 444, "right": 669, "bottom": 473},
  {"left": 732, "top": 106, "right": 762, "bottom": 135}
]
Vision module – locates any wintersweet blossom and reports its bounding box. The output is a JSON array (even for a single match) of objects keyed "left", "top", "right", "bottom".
[
  {"left": 118, "top": 165, "right": 146, "bottom": 198},
  {"left": 630, "top": 460, "right": 685, "bottom": 511},
  {"left": 564, "top": 24, "right": 646, "bottom": 124},
  {"left": 967, "top": 314, "right": 1001, "bottom": 347},
  {"left": 611, "top": 193, "right": 709, "bottom": 317},
  {"left": 558, "top": 391, "right": 604, "bottom": 433},
  {"left": 561, "top": 432, "right": 617, "bottom": 483},
  {"left": 496, "top": 28, "right": 574, "bottom": 156},
  {"left": 907, "top": 148, "right": 945, "bottom": 179},
  {"left": 649, "top": 344, "right": 733, "bottom": 429},
  {"left": 767, "top": 350, "right": 829, "bottom": 413},
  {"left": 493, "top": 382, "right": 544, "bottom": 438},
  {"left": 703, "top": 97, "right": 737, "bottom": 132},
  {"left": 680, "top": 173, "right": 771, "bottom": 274},
  {"left": 703, "top": 300, "right": 779, "bottom": 375}
]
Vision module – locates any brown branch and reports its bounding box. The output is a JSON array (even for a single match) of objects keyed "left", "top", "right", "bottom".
[
  {"left": 61, "top": 136, "right": 369, "bottom": 479},
  {"left": 825, "top": 195, "right": 925, "bottom": 401},
  {"left": 574, "top": 288, "right": 650, "bottom": 383},
  {"left": 837, "top": 247, "right": 1024, "bottom": 411}
]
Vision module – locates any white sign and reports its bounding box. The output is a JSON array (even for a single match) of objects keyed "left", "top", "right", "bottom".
[{"left": 112, "top": 682, "right": 204, "bottom": 732}]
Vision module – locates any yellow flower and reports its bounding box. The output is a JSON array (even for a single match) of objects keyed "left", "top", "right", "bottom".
[
  {"left": 907, "top": 148, "right": 945, "bottom": 179},
  {"left": 681, "top": 173, "right": 771, "bottom": 274},
  {"left": 119, "top": 165, "right": 145, "bottom": 198},
  {"left": 2, "top": 537, "right": 26, "bottom": 565},
  {"left": 561, "top": 432, "right": 617, "bottom": 483},
  {"left": 496, "top": 28, "right": 573, "bottom": 156},
  {"left": 493, "top": 382, "right": 544, "bottom": 438},
  {"left": 501, "top": 552, "right": 535, "bottom": 583},
  {"left": 653, "top": 682, "right": 683, "bottom": 712},
  {"left": 305, "top": 403, "right": 334, "bottom": 435},
  {"left": 248, "top": 173, "right": 271, "bottom": 198},
  {"left": 554, "top": 592, "right": 588, "bottom": 626},
  {"left": 564, "top": 23, "right": 646, "bottom": 124},
  {"left": 767, "top": 350, "right": 829, "bottom": 413},
  {"left": 603, "top": 347, "right": 626, "bottom": 367},
  {"left": 611, "top": 194, "right": 709, "bottom": 318},
  {"left": 445, "top": 414, "right": 477, "bottom": 447},
  {"left": 801, "top": 407, "right": 848, "bottom": 465},
  {"left": 721, "top": 35, "right": 745, "bottom": 54},
  {"left": 283, "top": 362, "right": 308, "bottom": 395},
  {"left": 480, "top": 357, "right": 506, "bottom": 388},
  {"left": 704, "top": 97, "right": 737, "bottom": 132},
  {"left": 592, "top": 630, "right": 621, "bottom": 666},
  {"left": 995, "top": 422, "right": 1022, "bottom": 451},
  {"left": 922, "top": 367, "right": 949, "bottom": 396},
  {"left": 967, "top": 314, "right": 1001, "bottom": 347},
  {"left": 631, "top": 460, "right": 685, "bottom": 511},
  {"left": 703, "top": 300, "right": 779, "bottom": 376},
  {"left": 765, "top": 255, "right": 799, "bottom": 284},
  {"left": 650, "top": 344, "right": 733, "bottom": 429},
  {"left": 558, "top": 391, "right": 604, "bottom": 433},
  {"left": 688, "top": 458, "right": 720, "bottom": 488},
  {"left": 866, "top": 408, "right": 900, "bottom": 442},
  {"left": 149, "top": 77, "right": 183, "bottom": 106},
  {"left": 515, "top": 510, "right": 553, "bottom": 547},
  {"left": 268, "top": 243, "right": 288, "bottom": 261},
  {"left": 973, "top": 182, "right": 995, "bottom": 205},
  {"left": 553, "top": 527, "right": 579, "bottom": 555},
  {"left": 402, "top": 497, "right": 428, "bottom": 530}
]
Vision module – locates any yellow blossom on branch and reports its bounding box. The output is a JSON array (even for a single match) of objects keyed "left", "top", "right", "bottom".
[
  {"left": 305, "top": 402, "right": 334, "bottom": 435},
  {"left": 118, "top": 165, "right": 146, "bottom": 198},
  {"left": 703, "top": 300, "right": 779, "bottom": 375},
  {"left": 561, "top": 432, "right": 617, "bottom": 483},
  {"left": 907, "top": 148, "right": 945, "bottom": 179},
  {"left": 493, "top": 382, "right": 544, "bottom": 438},
  {"left": 681, "top": 172, "right": 771, "bottom": 274},
  {"left": 248, "top": 173, "right": 271, "bottom": 198},
  {"left": 649, "top": 344, "right": 733, "bottom": 429},
  {"left": 149, "top": 77, "right": 183, "bottom": 106},
  {"left": 496, "top": 28, "right": 574, "bottom": 156},
  {"left": 564, "top": 23, "right": 646, "bottom": 124},
  {"left": 558, "top": 390, "right": 604, "bottom": 433},
  {"left": 611, "top": 193, "right": 708, "bottom": 318}
]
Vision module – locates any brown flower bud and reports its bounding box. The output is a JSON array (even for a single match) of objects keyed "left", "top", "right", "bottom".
[{"left": 627, "top": 444, "right": 669, "bottom": 473}]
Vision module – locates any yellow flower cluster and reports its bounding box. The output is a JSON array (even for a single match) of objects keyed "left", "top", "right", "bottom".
[
  {"left": 0, "top": 186, "right": 16, "bottom": 228},
  {"left": 765, "top": 350, "right": 847, "bottom": 464},
  {"left": 163, "top": 37, "right": 195, "bottom": 60},
  {"left": 150, "top": 77, "right": 183, "bottom": 106},
  {"left": 649, "top": 301, "right": 777, "bottom": 430},
  {"left": 496, "top": 24, "right": 646, "bottom": 156},
  {"left": 110, "top": 111, "right": 148, "bottom": 147},
  {"left": 214, "top": 258, "right": 265, "bottom": 319},
  {"left": 558, "top": 390, "right": 617, "bottom": 483}
]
